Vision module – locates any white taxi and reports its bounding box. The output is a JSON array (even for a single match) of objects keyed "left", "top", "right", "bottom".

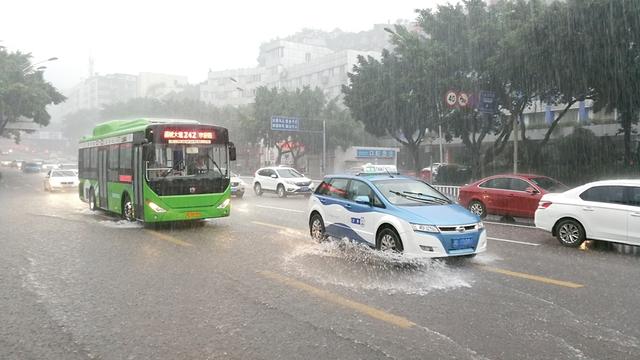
[{"left": 307, "top": 173, "right": 487, "bottom": 257}]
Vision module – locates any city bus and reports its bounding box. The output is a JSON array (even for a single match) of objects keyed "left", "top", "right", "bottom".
[{"left": 78, "top": 118, "right": 236, "bottom": 222}]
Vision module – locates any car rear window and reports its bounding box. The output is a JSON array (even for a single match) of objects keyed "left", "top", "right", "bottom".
[{"left": 52, "top": 171, "right": 76, "bottom": 177}]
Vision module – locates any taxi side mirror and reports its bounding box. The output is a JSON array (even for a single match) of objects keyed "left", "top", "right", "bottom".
[{"left": 355, "top": 195, "right": 371, "bottom": 205}]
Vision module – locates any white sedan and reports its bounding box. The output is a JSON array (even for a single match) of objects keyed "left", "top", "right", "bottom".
[
  {"left": 535, "top": 180, "right": 640, "bottom": 247},
  {"left": 44, "top": 169, "right": 79, "bottom": 192}
]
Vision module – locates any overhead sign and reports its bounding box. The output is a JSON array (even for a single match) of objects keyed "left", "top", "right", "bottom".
[
  {"left": 271, "top": 116, "right": 300, "bottom": 131},
  {"left": 445, "top": 90, "right": 458, "bottom": 108},
  {"left": 356, "top": 149, "right": 396, "bottom": 159},
  {"left": 457, "top": 92, "right": 469, "bottom": 107},
  {"left": 478, "top": 90, "right": 497, "bottom": 114}
]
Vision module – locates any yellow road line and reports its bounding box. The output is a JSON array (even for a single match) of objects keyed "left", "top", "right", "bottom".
[
  {"left": 146, "top": 230, "right": 193, "bottom": 247},
  {"left": 258, "top": 270, "right": 416, "bottom": 329},
  {"left": 479, "top": 266, "right": 584, "bottom": 289}
]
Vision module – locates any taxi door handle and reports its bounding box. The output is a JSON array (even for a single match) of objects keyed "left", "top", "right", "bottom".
[
  {"left": 631, "top": 212, "right": 640, "bottom": 217},
  {"left": 344, "top": 203, "right": 352, "bottom": 209},
  {"left": 582, "top": 207, "right": 594, "bottom": 212}
]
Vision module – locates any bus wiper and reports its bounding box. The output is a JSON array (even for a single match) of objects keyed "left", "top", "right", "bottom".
[
  {"left": 205, "top": 154, "right": 224, "bottom": 176},
  {"left": 389, "top": 190, "right": 437, "bottom": 204},
  {"left": 402, "top": 191, "right": 450, "bottom": 204}
]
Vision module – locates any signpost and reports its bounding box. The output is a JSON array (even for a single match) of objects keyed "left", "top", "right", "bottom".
[{"left": 270, "top": 115, "right": 326, "bottom": 173}]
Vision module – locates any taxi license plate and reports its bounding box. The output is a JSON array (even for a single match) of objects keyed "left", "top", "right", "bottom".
[
  {"left": 451, "top": 237, "right": 473, "bottom": 249},
  {"left": 186, "top": 211, "right": 202, "bottom": 218}
]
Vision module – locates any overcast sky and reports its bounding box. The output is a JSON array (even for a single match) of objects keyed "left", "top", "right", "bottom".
[{"left": 1, "top": 0, "right": 448, "bottom": 90}]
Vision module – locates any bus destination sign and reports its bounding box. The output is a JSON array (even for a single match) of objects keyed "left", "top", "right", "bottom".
[{"left": 163, "top": 130, "right": 215, "bottom": 144}]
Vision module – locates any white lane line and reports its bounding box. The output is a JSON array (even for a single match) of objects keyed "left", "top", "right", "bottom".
[
  {"left": 485, "top": 221, "right": 536, "bottom": 229},
  {"left": 255, "top": 205, "right": 305, "bottom": 213},
  {"left": 487, "top": 237, "right": 540, "bottom": 246}
]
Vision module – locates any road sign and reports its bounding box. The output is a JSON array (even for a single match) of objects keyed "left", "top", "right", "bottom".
[
  {"left": 478, "top": 90, "right": 497, "bottom": 114},
  {"left": 270, "top": 116, "right": 300, "bottom": 131},
  {"left": 457, "top": 92, "right": 469, "bottom": 107},
  {"left": 445, "top": 90, "right": 457, "bottom": 108}
]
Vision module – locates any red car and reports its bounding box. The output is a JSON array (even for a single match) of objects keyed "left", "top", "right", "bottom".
[{"left": 458, "top": 174, "right": 568, "bottom": 219}]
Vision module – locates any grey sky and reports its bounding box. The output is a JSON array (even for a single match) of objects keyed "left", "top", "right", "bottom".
[{"left": 1, "top": 0, "right": 445, "bottom": 90}]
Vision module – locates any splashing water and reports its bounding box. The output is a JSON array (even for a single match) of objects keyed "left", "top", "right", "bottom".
[
  {"left": 283, "top": 238, "right": 472, "bottom": 295},
  {"left": 98, "top": 220, "right": 143, "bottom": 229}
]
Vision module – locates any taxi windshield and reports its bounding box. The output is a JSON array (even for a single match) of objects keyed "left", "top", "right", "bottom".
[{"left": 373, "top": 179, "right": 450, "bottom": 206}]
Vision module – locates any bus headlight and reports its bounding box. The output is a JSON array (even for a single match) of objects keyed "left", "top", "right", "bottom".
[
  {"left": 148, "top": 201, "right": 167, "bottom": 213},
  {"left": 411, "top": 224, "right": 440, "bottom": 233},
  {"left": 217, "top": 198, "right": 231, "bottom": 209}
]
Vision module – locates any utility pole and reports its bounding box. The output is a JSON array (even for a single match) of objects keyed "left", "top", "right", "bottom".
[
  {"left": 438, "top": 124, "right": 444, "bottom": 163},
  {"left": 322, "top": 118, "right": 326, "bottom": 175},
  {"left": 513, "top": 115, "right": 518, "bottom": 174}
]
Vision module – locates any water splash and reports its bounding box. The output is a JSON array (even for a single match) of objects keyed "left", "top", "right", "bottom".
[{"left": 283, "top": 238, "right": 472, "bottom": 295}]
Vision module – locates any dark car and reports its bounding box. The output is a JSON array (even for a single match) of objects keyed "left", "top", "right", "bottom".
[
  {"left": 22, "top": 162, "right": 43, "bottom": 173},
  {"left": 458, "top": 174, "right": 568, "bottom": 219}
]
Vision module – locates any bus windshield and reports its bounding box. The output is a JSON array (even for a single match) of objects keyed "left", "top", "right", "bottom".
[{"left": 147, "top": 144, "right": 228, "bottom": 180}]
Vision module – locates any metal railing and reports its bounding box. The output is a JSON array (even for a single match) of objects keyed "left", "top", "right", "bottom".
[{"left": 433, "top": 185, "right": 461, "bottom": 200}]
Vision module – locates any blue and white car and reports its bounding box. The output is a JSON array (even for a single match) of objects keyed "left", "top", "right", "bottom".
[{"left": 307, "top": 174, "right": 487, "bottom": 257}]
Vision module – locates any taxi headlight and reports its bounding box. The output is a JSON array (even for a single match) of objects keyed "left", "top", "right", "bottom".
[
  {"left": 476, "top": 221, "right": 484, "bottom": 230},
  {"left": 217, "top": 198, "right": 231, "bottom": 209},
  {"left": 148, "top": 201, "right": 167, "bottom": 213},
  {"left": 411, "top": 224, "right": 440, "bottom": 233}
]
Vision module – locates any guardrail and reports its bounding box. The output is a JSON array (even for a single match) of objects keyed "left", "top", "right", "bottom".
[{"left": 433, "top": 185, "right": 461, "bottom": 200}]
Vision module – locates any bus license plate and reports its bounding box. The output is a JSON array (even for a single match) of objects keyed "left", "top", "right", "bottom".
[
  {"left": 186, "top": 212, "right": 201, "bottom": 218},
  {"left": 452, "top": 237, "right": 473, "bottom": 249}
]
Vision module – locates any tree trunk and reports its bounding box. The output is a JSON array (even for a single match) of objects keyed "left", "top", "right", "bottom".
[{"left": 623, "top": 116, "right": 632, "bottom": 166}]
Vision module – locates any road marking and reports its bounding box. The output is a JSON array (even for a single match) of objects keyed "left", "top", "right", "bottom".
[
  {"left": 146, "top": 230, "right": 193, "bottom": 247},
  {"left": 251, "top": 221, "right": 306, "bottom": 236},
  {"left": 487, "top": 237, "right": 540, "bottom": 246},
  {"left": 258, "top": 270, "right": 416, "bottom": 328},
  {"left": 255, "top": 205, "right": 305, "bottom": 213},
  {"left": 485, "top": 221, "right": 536, "bottom": 229},
  {"left": 479, "top": 266, "right": 584, "bottom": 288}
]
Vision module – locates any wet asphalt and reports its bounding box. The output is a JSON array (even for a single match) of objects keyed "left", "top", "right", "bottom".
[{"left": 1, "top": 168, "right": 639, "bottom": 360}]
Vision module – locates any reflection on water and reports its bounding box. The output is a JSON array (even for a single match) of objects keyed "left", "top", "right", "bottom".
[
  {"left": 283, "top": 238, "right": 474, "bottom": 295},
  {"left": 579, "top": 240, "right": 640, "bottom": 256}
]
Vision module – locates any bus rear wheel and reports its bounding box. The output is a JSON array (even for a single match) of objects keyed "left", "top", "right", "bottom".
[
  {"left": 89, "top": 189, "right": 97, "bottom": 211},
  {"left": 122, "top": 194, "right": 135, "bottom": 222}
]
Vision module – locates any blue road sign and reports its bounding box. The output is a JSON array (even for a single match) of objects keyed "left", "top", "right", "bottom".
[
  {"left": 478, "top": 91, "right": 497, "bottom": 114},
  {"left": 356, "top": 149, "right": 396, "bottom": 158},
  {"left": 271, "top": 116, "right": 300, "bottom": 131}
]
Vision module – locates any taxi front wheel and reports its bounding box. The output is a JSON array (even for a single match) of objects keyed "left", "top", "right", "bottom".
[
  {"left": 376, "top": 227, "right": 403, "bottom": 252},
  {"left": 309, "top": 213, "right": 326, "bottom": 242}
]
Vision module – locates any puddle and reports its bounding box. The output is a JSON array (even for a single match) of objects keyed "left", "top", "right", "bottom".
[
  {"left": 283, "top": 238, "right": 473, "bottom": 295},
  {"left": 98, "top": 220, "right": 144, "bottom": 229}
]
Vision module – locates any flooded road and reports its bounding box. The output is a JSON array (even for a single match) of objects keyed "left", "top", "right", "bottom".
[{"left": 2, "top": 168, "right": 640, "bottom": 359}]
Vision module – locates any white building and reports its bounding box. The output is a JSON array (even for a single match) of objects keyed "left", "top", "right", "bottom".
[
  {"left": 60, "top": 73, "right": 137, "bottom": 115},
  {"left": 200, "top": 39, "right": 380, "bottom": 107},
  {"left": 137, "top": 72, "right": 188, "bottom": 98}
]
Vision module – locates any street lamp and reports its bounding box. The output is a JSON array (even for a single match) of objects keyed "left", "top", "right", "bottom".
[{"left": 22, "top": 57, "right": 58, "bottom": 73}]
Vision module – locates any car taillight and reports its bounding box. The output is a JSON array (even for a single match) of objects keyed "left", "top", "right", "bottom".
[{"left": 538, "top": 201, "right": 552, "bottom": 209}]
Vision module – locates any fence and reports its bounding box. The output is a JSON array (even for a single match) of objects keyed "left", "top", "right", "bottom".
[{"left": 433, "top": 185, "right": 461, "bottom": 201}]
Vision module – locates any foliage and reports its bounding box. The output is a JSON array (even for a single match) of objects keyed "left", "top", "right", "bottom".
[{"left": 0, "top": 48, "right": 66, "bottom": 142}]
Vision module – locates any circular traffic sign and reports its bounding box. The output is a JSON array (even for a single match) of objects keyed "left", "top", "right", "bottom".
[
  {"left": 458, "top": 92, "right": 469, "bottom": 107},
  {"left": 445, "top": 90, "right": 457, "bottom": 107}
]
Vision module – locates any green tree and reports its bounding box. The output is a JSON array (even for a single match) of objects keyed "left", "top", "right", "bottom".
[
  {"left": 343, "top": 25, "right": 441, "bottom": 173},
  {"left": 0, "top": 48, "right": 65, "bottom": 142}
]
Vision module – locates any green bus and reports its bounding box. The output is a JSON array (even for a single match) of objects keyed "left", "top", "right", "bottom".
[{"left": 78, "top": 118, "right": 236, "bottom": 222}]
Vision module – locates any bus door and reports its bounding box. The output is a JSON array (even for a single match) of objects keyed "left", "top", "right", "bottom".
[
  {"left": 98, "top": 148, "right": 108, "bottom": 209},
  {"left": 133, "top": 145, "right": 145, "bottom": 220}
]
